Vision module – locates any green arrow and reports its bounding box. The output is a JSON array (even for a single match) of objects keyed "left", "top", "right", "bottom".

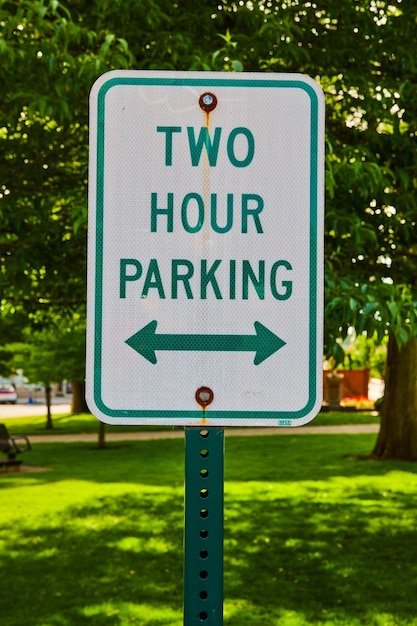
[{"left": 125, "top": 320, "right": 286, "bottom": 365}]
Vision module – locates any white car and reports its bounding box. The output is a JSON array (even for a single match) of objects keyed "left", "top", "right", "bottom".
[{"left": 0, "top": 384, "right": 17, "bottom": 404}]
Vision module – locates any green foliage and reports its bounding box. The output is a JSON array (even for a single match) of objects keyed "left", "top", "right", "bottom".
[
  {"left": 213, "top": 1, "right": 417, "bottom": 353},
  {"left": 0, "top": 0, "right": 228, "bottom": 334},
  {"left": 1, "top": 0, "right": 417, "bottom": 377},
  {"left": 325, "top": 278, "right": 417, "bottom": 363},
  {"left": 342, "top": 332, "right": 388, "bottom": 378},
  {"left": 6, "top": 316, "right": 86, "bottom": 384},
  {"left": 0, "top": 347, "right": 14, "bottom": 376},
  {"left": 0, "top": 311, "right": 28, "bottom": 374}
]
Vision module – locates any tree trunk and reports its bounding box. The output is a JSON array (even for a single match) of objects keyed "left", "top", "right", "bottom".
[
  {"left": 372, "top": 335, "right": 417, "bottom": 461},
  {"left": 98, "top": 421, "right": 106, "bottom": 449},
  {"left": 71, "top": 380, "right": 89, "bottom": 414},
  {"left": 45, "top": 385, "right": 53, "bottom": 430}
]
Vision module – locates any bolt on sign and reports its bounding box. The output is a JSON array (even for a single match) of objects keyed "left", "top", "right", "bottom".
[{"left": 86, "top": 70, "right": 325, "bottom": 426}]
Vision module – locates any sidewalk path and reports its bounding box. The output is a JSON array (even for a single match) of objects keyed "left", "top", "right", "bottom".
[
  {"left": 27, "top": 423, "right": 379, "bottom": 444},
  {"left": 0, "top": 402, "right": 72, "bottom": 419}
]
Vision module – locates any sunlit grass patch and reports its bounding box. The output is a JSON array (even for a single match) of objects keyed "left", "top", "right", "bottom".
[
  {"left": 2, "top": 435, "right": 417, "bottom": 625},
  {"left": 81, "top": 601, "right": 182, "bottom": 624}
]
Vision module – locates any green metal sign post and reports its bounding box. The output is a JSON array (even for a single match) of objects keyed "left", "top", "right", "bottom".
[{"left": 184, "top": 427, "right": 224, "bottom": 624}]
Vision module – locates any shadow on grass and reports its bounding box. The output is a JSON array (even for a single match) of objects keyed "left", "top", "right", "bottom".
[
  {"left": 226, "top": 435, "right": 417, "bottom": 482},
  {"left": 3, "top": 439, "right": 186, "bottom": 487},
  {"left": 9, "top": 434, "right": 417, "bottom": 490},
  {"left": 3, "top": 482, "right": 417, "bottom": 625},
  {"left": 2, "top": 491, "right": 184, "bottom": 626},
  {"left": 224, "top": 491, "right": 417, "bottom": 624},
  {"left": 2, "top": 435, "right": 417, "bottom": 624}
]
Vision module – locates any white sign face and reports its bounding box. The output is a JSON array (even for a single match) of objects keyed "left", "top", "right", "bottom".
[{"left": 87, "top": 70, "right": 324, "bottom": 427}]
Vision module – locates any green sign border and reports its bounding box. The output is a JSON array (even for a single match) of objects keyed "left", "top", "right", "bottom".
[{"left": 91, "top": 74, "right": 322, "bottom": 423}]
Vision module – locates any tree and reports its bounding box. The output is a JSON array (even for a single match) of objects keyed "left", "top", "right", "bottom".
[
  {"left": 0, "top": 0, "right": 226, "bottom": 442},
  {"left": 0, "top": 0, "right": 230, "bottom": 324},
  {"left": 0, "top": 311, "right": 27, "bottom": 375},
  {"left": 0, "top": 1, "right": 137, "bottom": 323},
  {"left": 11, "top": 337, "right": 57, "bottom": 429},
  {"left": 9, "top": 319, "right": 86, "bottom": 428},
  {"left": 373, "top": 334, "right": 417, "bottom": 459},
  {"left": 1, "top": 0, "right": 417, "bottom": 458},
  {"left": 214, "top": 1, "right": 417, "bottom": 459}
]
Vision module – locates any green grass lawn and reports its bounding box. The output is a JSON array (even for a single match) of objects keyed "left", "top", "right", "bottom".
[
  {"left": 1, "top": 432, "right": 417, "bottom": 625},
  {"left": 1, "top": 412, "right": 172, "bottom": 435},
  {"left": 1, "top": 408, "right": 380, "bottom": 438}
]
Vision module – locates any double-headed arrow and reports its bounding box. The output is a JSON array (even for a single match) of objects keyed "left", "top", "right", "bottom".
[{"left": 125, "top": 320, "right": 285, "bottom": 365}]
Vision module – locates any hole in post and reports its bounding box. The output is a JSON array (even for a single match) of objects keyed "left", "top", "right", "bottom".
[
  {"left": 199, "top": 590, "right": 208, "bottom": 600},
  {"left": 200, "top": 529, "right": 208, "bottom": 539},
  {"left": 199, "top": 570, "right": 208, "bottom": 579},
  {"left": 200, "top": 509, "right": 209, "bottom": 519},
  {"left": 200, "top": 469, "right": 209, "bottom": 478},
  {"left": 199, "top": 611, "right": 208, "bottom": 620},
  {"left": 200, "top": 429, "right": 209, "bottom": 438},
  {"left": 200, "top": 550, "right": 208, "bottom": 559},
  {"left": 200, "top": 488, "right": 208, "bottom": 498},
  {"left": 200, "top": 449, "right": 209, "bottom": 458}
]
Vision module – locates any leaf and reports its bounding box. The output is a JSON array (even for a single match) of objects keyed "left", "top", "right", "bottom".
[
  {"left": 231, "top": 59, "right": 243, "bottom": 72},
  {"left": 363, "top": 302, "right": 378, "bottom": 315},
  {"left": 395, "top": 326, "right": 409, "bottom": 347},
  {"left": 387, "top": 301, "right": 399, "bottom": 319},
  {"left": 349, "top": 297, "right": 358, "bottom": 312},
  {"left": 332, "top": 343, "right": 346, "bottom": 366}
]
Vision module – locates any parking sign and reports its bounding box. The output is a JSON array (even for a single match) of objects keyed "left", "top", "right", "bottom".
[{"left": 86, "top": 70, "right": 324, "bottom": 426}]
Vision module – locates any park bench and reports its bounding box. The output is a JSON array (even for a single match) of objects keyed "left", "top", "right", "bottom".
[{"left": 0, "top": 424, "right": 31, "bottom": 471}]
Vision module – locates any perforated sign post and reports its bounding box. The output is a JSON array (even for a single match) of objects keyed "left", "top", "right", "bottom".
[
  {"left": 87, "top": 70, "right": 324, "bottom": 625},
  {"left": 87, "top": 70, "right": 324, "bottom": 427}
]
